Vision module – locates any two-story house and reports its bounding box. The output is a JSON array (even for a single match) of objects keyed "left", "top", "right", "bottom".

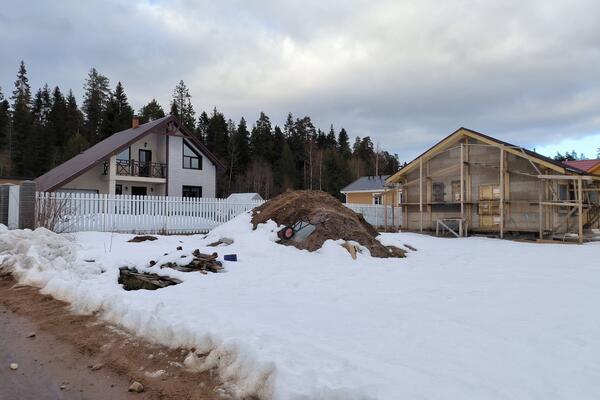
[{"left": 35, "top": 116, "right": 223, "bottom": 197}]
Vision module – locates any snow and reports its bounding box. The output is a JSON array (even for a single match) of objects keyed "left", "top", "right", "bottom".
[{"left": 1, "top": 215, "right": 600, "bottom": 399}]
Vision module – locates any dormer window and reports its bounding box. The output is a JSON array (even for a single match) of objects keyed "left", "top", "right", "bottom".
[{"left": 183, "top": 140, "right": 202, "bottom": 170}]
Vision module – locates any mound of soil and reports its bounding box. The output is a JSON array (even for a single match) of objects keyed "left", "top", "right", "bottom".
[{"left": 251, "top": 190, "right": 405, "bottom": 258}]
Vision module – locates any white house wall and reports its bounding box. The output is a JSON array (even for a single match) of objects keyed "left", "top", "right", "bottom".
[
  {"left": 167, "top": 135, "right": 216, "bottom": 197},
  {"left": 59, "top": 163, "right": 109, "bottom": 193}
]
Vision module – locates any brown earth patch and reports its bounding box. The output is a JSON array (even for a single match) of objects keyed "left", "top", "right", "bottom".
[
  {"left": 251, "top": 190, "right": 405, "bottom": 258},
  {"left": 0, "top": 275, "right": 230, "bottom": 400}
]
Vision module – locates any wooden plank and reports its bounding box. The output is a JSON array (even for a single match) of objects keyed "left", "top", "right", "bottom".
[
  {"left": 499, "top": 145, "right": 504, "bottom": 239},
  {"left": 419, "top": 158, "right": 423, "bottom": 232},
  {"left": 539, "top": 180, "right": 543, "bottom": 239},
  {"left": 460, "top": 143, "right": 464, "bottom": 218},
  {"left": 578, "top": 177, "right": 583, "bottom": 244}
]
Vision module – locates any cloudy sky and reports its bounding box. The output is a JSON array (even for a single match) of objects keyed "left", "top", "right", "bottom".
[{"left": 2, "top": 0, "right": 600, "bottom": 161}]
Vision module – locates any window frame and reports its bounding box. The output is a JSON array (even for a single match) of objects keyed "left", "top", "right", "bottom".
[
  {"left": 182, "top": 185, "right": 202, "bottom": 198},
  {"left": 115, "top": 184, "right": 123, "bottom": 195},
  {"left": 182, "top": 140, "right": 202, "bottom": 170},
  {"left": 372, "top": 193, "right": 382, "bottom": 205},
  {"left": 116, "top": 146, "right": 131, "bottom": 162}
]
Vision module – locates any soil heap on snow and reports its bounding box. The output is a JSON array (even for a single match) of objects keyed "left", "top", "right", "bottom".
[{"left": 251, "top": 190, "right": 405, "bottom": 258}]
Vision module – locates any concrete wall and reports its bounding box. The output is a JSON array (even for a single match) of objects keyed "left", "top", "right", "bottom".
[{"left": 167, "top": 135, "right": 217, "bottom": 197}]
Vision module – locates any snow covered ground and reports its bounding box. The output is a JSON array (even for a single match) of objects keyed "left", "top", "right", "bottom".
[{"left": 1, "top": 215, "right": 600, "bottom": 399}]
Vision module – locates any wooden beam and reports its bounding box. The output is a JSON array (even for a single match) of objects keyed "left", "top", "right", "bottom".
[
  {"left": 499, "top": 145, "right": 505, "bottom": 239},
  {"left": 419, "top": 158, "right": 423, "bottom": 232},
  {"left": 539, "top": 181, "right": 543, "bottom": 239},
  {"left": 578, "top": 177, "right": 583, "bottom": 244},
  {"left": 460, "top": 143, "right": 464, "bottom": 218}
]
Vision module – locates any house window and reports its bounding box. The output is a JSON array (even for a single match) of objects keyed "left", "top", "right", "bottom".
[
  {"left": 182, "top": 185, "right": 202, "bottom": 198},
  {"left": 115, "top": 184, "right": 123, "bottom": 195},
  {"left": 116, "top": 147, "right": 130, "bottom": 162},
  {"left": 373, "top": 194, "right": 382, "bottom": 205},
  {"left": 432, "top": 182, "right": 445, "bottom": 202},
  {"left": 183, "top": 140, "right": 202, "bottom": 170}
]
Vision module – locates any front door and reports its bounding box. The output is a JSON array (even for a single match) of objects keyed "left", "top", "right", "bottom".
[
  {"left": 139, "top": 149, "right": 152, "bottom": 177},
  {"left": 131, "top": 186, "right": 147, "bottom": 196}
]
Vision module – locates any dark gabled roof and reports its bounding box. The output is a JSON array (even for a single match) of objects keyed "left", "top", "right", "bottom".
[
  {"left": 36, "top": 115, "right": 224, "bottom": 192},
  {"left": 341, "top": 175, "right": 390, "bottom": 192},
  {"left": 387, "top": 127, "right": 588, "bottom": 183}
]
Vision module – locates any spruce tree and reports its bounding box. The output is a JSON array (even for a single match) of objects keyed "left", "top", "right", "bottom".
[
  {"left": 195, "top": 111, "right": 210, "bottom": 143},
  {"left": 278, "top": 143, "right": 296, "bottom": 190},
  {"left": 82, "top": 68, "right": 110, "bottom": 144},
  {"left": 11, "top": 61, "right": 33, "bottom": 176},
  {"left": 100, "top": 81, "right": 133, "bottom": 139},
  {"left": 206, "top": 108, "right": 229, "bottom": 159},
  {"left": 250, "top": 112, "right": 274, "bottom": 163},
  {"left": 170, "top": 80, "right": 195, "bottom": 132},
  {"left": 233, "top": 117, "right": 250, "bottom": 171},
  {"left": 31, "top": 85, "right": 53, "bottom": 175},
  {"left": 47, "top": 87, "right": 68, "bottom": 167},
  {"left": 0, "top": 87, "right": 10, "bottom": 152},
  {"left": 139, "top": 99, "right": 165, "bottom": 123},
  {"left": 64, "top": 90, "right": 84, "bottom": 150},
  {"left": 337, "top": 128, "right": 351, "bottom": 158},
  {"left": 326, "top": 125, "right": 337, "bottom": 148}
]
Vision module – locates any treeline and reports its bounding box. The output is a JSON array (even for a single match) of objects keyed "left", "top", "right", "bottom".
[{"left": 0, "top": 61, "right": 400, "bottom": 198}]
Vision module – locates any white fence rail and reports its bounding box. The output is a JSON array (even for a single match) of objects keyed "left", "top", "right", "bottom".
[
  {"left": 344, "top": 203, "right": 401, "bottom": 228},
  {"left": 35, "top": 192, "right": 400, "bottom": 234},
  {"left": 36, "top": 192, "right": 264, "bottom": 234}
]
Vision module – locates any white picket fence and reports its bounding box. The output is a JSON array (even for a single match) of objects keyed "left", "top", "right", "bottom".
[
  {"left": 36, "top": 192, "right": 265, "bottom": 234},
  {"left": 345, "top": 203, "right": 402, "bottom": 228},
  {"left": 35, "top": 192, "right": 400, "bottom": 234}
]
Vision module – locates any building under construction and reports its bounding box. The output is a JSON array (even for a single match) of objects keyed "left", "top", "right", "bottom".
[{"left": 386, "top": 128, "right": 600, "bottom": 243}]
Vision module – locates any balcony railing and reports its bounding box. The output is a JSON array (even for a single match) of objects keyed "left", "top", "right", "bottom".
[{"left": 103, "top": 160, "right": 167, "bottom": 178}]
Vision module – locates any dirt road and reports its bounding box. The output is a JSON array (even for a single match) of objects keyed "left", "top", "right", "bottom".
[{"left": 0, "top": 277, "right": 228, "bottom": 400}]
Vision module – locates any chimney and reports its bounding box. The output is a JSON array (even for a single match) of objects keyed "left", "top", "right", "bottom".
[{"left": 132, "top": 116, "right": 140, "bottom": 129}]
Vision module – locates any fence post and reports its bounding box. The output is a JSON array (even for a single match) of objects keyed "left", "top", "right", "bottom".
[
  {"left": 19, "top": 181, "right": 37, "bottom": 230},
  {"left": 0, "top": 184, "right": 11, "bottom": 227}
]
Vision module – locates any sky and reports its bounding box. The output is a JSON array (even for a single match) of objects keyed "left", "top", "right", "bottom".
[{"left": 1, "top": 0, "right": 600, "bottom": 162}]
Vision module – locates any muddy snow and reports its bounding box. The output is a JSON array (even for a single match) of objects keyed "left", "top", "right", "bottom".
[{"left": 1, "top": 215, "right": 600, "bottom": 399}]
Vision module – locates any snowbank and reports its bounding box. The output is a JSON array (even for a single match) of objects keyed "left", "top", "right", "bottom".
[{"left": 1, "top": 216, "right": 600, "bottom": 399}]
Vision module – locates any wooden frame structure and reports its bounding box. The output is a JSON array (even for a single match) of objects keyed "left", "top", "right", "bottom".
[{"left": 388, "top": 128, "right": 600, "bottom": 243}]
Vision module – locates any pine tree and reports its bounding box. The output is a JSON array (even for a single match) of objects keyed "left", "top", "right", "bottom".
[
  {"left": 326, "top": 125, "right": 337, "bottom": 148},
  {"left": 278, "top": 143, "right": 296, "bottom": 190},
  {"left": 31, "top": 85, "right": 53, "bottom": 174},
  {"left": 47, "top": 87, "right": 68, "bottom": 167},
  {"left": 250, "top": 112, "right": 274, "bottom": 163},
  {"left": 65, "top": 90, "right": 84, "bottom": 150},
  {"left": 195, "top": 111, "right": 210, "bottom": 143},
  {"left": 82, "top": 68, "right": 110, "bottom": 144},
  {"left": 100, "top": 81, "right": 133, "bottom": 139},
  {"left": 11, "top": 61, "right": 33, "bottom": 176},
  {"left": 170, "top": 80, "right": 195, "bottom": 132},
  {"left": 139, "top": 99, "right": 165, "bottom": 123},
  {"left": 231, "top": 117, "right": 250, "bottom": 170},
  {"left": 206, "top": 108, "right": 229, "bottom": 159},
  {"left": 337, "top": 128, "right": 351, "bottom": 159},
  {"left": 0, "top": 87, "right": 10, "bottom": 152}
]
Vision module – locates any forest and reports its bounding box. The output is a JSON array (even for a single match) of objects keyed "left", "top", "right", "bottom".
[{"left": 0, "top": 61, "right": 401, "bottom": 198}]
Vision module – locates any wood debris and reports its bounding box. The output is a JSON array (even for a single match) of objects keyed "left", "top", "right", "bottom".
[
  {"left": 207, "top": 237, "right": 234, "bottom": 247},
  {"left": 118, "top": 267, "right": 181, "bottom": 291},
  {"left": 160, "top": 250, "right": 224, "bottom": 274},
  {"left": 128, "top": 235, "right": 158, "bottom": 243}
]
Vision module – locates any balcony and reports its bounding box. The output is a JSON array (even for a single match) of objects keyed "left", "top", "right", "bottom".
[{"left": 104, "top": 160, "right": 167, "bottom": 179}]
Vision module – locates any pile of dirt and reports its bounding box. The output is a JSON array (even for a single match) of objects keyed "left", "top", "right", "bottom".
[{"left": 251, "top": 190, "right": 406, "bottom": 258}]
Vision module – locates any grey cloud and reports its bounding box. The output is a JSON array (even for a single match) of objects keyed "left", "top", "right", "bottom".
[{"left": 2, "top": 0, "right": 600, "bottom": 161}]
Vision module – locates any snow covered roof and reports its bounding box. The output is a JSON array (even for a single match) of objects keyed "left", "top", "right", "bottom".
[
  {"left": 35, "top": 116, "right": 224, "bottom": 192},
  {"left": 340, "top": 175, "right": 391, "bottom": 193},
  {"left": 227, "top": 193, "right": 264, "bottom": 201}
]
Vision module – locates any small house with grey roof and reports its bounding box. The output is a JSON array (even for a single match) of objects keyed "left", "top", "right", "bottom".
[{"left": 341, "top": 175, "right": 401, "bottom": 205}]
